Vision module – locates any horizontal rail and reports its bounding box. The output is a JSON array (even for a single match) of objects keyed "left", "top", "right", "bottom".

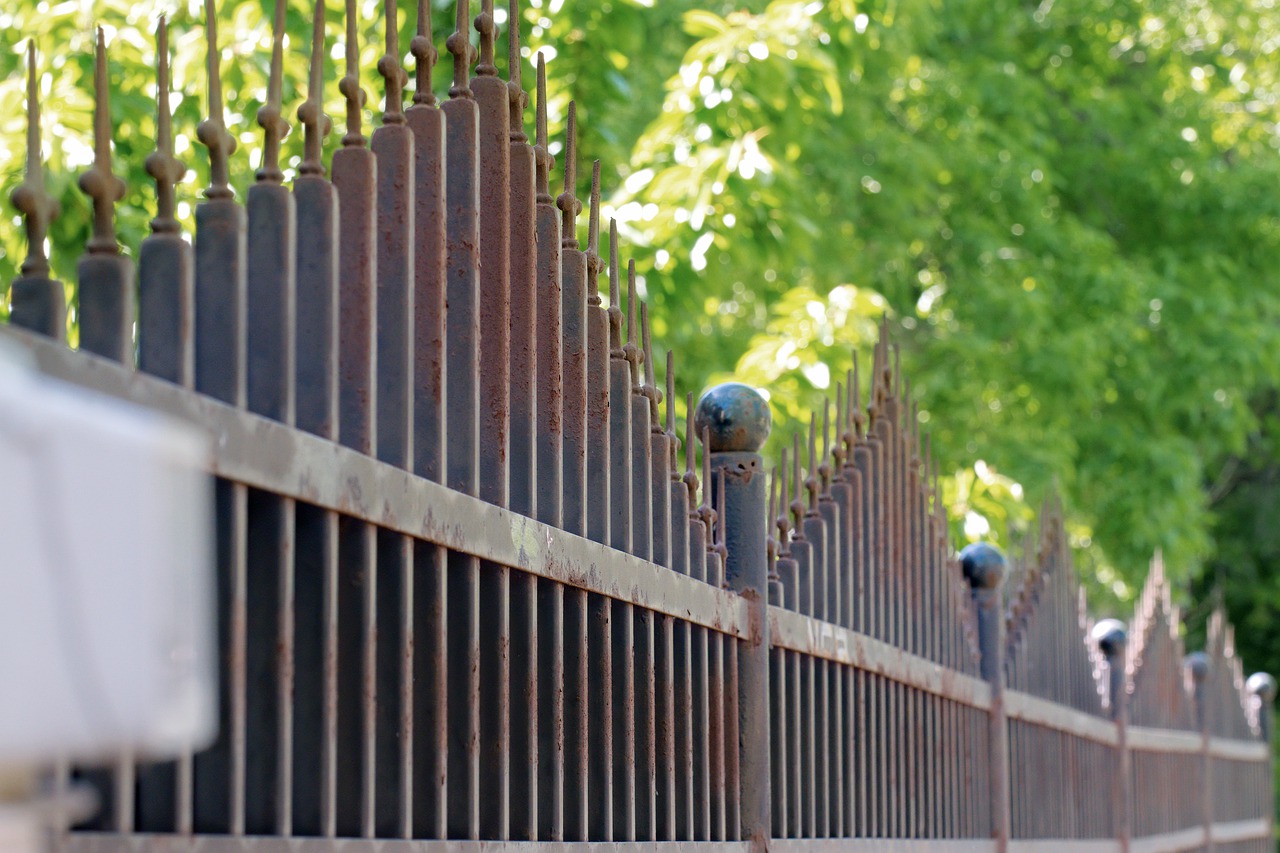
[
  {"left": 1125, "top": 726, "right": 1269, "bottom": 761},
  {"left": 768, "top": 606, "right": 993, "bottom": 709},
  {"left": 61, "top": 836, "right": 752, "bottom": 853},
  {"left": 1003, "top": 690, "right": 1117, "bottom": 747},
  {"left": 5, "top": 325, "right": 751, "bottom": 640},
  {"left": 1208, "top": 735, "right": 1270, "bottom": 761}
]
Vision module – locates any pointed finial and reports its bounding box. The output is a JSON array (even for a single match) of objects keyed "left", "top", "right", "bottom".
[
  {"left": 507, "top": 0, "right": 526, "bottom": 139},
  {"left": 777, "top": 448, "right": 792, "bottom": 551},
  {"left": 625, "top": 259, "right": 643, "bottom": 390},
  {"left": 339, "top": 0, "right": 368, "bottom": 145},
  {"left": 475, "top": 0, "right": 497, "bottom": 76},
  {"left": 586, "top": 160, "right": 603, "bottom": 298},
  {"left": 805, "top": 414, "right": 819, "bottom": 512},
  {"left": 447, "top": 0, "right": 476, "bottom": 98},
  {"left": 684, "top": 391, "right": 699, "bottom": 511},
  {"left": 80, "top": 27, "right": 126, "bottom": 254},
  {"left": 533, "top": 55, "right": 552, "bottom": 202},
  {"left": 790, "top": 432, "right": 805, "bottom": 534},
  {"left": 819, "top": 398, "right": 833, "bottom": 491},
  {"left": 699, "top": 426, "right": 717, "bottom": 538},
  {"left": 146, "top": 18, "right": 185, "bottom": 233},
  {"left": 714, "top": 466, "right": 729, "bottom": 574},
  {"left": 666, "top": 349, "right": 681, "bottom": 478},
  {"left": 256, "top": 0, "right": 290, "bottom": 182},
  {"left": 410, "top": 0, "right": 438, "bottom": 106},
  {"left": 607, "top": 220, "right": 625, "bottom": 354},
  {"left": 641, "top": 304, "right": 662, "bottom": 427},
  {"left": 379, "top": 0, "right": 409, "bottom": 124},
  {"left": 198, "top": 0, "right": 237, "bottom": 198},
  {"left": 558, "top": 101, "right": 581, "bottom": 247},
  {"left": 832, "top": 383, "right": 848, "bottom": 468},
  {"left": 768, "top": 466, "right": 779, "bottom": 563},
  {"left": 13, "top": 42, "right": 59, "bottom": 275},
  {"left": 852, "top": 351, "right": 866, "bottom": 436},
  {"left": 298, "top": 0, "right": 332, "bottom": 175}
]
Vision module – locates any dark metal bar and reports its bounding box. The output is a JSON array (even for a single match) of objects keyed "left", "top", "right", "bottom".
[
  {"left": 406, "top": 0, "right": 448, "bottom": 836},
  {"left": 585, "top": 163, "right": 612, "bottom": 546},
  {"left": 9, "top": 41, "right": 65, "bottom": 341},
  {"left": 559, "top": 103, "right": 588, "bottom": 538},
  {"left": 77, "top": 27, "right": 133, "bottom": 364}
]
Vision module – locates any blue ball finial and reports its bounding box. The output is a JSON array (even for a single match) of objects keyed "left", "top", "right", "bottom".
[
  {"left": 1185, "top": 651, "right": 1211, "bottom": 683},
  {"left": 695, "top": 383, "right": 772, "bottom": 453},
  {"left": 959, "top": 542, "right": 1006, "bottom": 590}
]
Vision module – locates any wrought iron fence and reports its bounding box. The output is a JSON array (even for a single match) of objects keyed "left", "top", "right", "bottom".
[{"left": 2, "top": 1, "right": 1275, "bottom": 851}]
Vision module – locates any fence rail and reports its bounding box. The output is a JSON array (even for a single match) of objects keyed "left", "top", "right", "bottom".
[{"left": 2, "top": 0, "right": 1275, "bottom": 852}]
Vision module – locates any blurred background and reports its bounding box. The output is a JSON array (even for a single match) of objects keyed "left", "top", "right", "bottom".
[{"left": 1, "top": 0, "right": 1278, "bottom": 725}]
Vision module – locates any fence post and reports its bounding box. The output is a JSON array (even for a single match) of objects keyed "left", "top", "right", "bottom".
[
  {"left": 1186, "top": 652, "right": 1213, "bottom": 852},
  {"left": 1093, "top": 619, "right": 1130, "bottom": 852},
  {"left": 697, "top": 383, "right": 771, "bottom": 852},
  {"left": 1246, "top": 673, "right": 1275, "bottom": 840},
  {"left": 961, "top": 543, "right": 1011, "bottom": 853}
]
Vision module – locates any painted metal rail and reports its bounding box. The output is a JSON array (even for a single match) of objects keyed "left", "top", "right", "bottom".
[{"left": 2, "top": 1, "right": 1274, "bottom": 852}]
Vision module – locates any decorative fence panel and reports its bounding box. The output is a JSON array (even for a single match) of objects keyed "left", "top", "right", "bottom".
[{"left": 1, "top": 2, "right": 1275, "bottom": 852}]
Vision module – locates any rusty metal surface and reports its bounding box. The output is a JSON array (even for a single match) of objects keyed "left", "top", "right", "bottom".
[{"left": 7, "top": 1, "right": 1276, "bottom": 849}]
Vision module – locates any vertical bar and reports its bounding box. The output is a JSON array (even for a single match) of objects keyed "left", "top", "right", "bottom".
[
  {"left": 963, "top": 543, "right": 1010, "bottom": 851},
  {"left": 559, "top": 103, "right": 588, "bottom": 537},
  {"left": 585, "top": 164, "right": 612, "bottom": 545},
  {"left": 9, "top": 43, "right": 66, "bottom": 342}
]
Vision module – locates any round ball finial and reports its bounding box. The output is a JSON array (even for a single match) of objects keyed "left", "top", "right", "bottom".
[
  {"left": 1091, "top": 618, "right": 1128, "bottom": 658},
  {"left": 959, "top": 542, "right": 1006, "bottom": 590},
  {"left": 1185, "top": 651, "right": 1211, "bottom": 683},
  {"left": 1247, "top": 672, "right": 1277, "bottom": 703},
  {"left": 695, "top": 383, "right": 771, "bottom": 453}
]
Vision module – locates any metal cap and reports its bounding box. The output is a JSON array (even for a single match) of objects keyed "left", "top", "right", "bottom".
[
  {"left": 1091, "top": 618, "right": 1128, "bottom": 658},
  {"left": 695, "top": 383, "right": 771, "bottom": 453},
  {"left": 1185, "top": 651, "right": 1211, "bottom": 684},
  {"left": 959, "top": 542, "right": 1005, "bottom": 590},
  {"left": 1247, "top": 672, "right": 1276, "bottom": 704}
]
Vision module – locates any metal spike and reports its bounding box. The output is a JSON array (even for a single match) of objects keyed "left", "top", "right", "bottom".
[
  {"left": 716, "top": 466, "right": 729, "bottom": 572},
  {"left": 852, "top": 351, "right": 866, "bottom": 437},
  {"left": 506, "top": 0, "right": 526, "bottom": 139},
  {"left": 607, "top": 219, "right": 624, "bottom": 354},
  {"left": 790, "top": 433, "right": 805, "bottom": 533},
  {"left": 410, "top": 0, "right": 438, "bottom": 106},
  {"left": 298, "top": 0, "right": 331, "bottom": 175},
  {"left": 198, "top": 0, "right": 237, "bottom": 197},
  {"left": 641, "top": 303, "right": 661, "bottom": 425},
  {"left": 146, "top": 18, "right": 184, "bottom": 233},
  {"left": 778, "top": 447, "right": 792, "bottom": 550},
  {"left": 13, "top": 42, "right": 59, "bottom": 275},
  {"left": 533, "top": 55, "right": 552, "bottom": 201},
  {"left": 832, "top": 382, "right": 847, "bottom": 467},
  {"left": 684, "top": 391, "right": 699, "bottom": 509},
  {"left": 80, "top": 27, "right": 126, "bottom": 253},
  {"left": 625, "top": 259, "right": 642, "bottom": 390},
  {"left": 256, "top": 0, "right": 290, "bottom": 182},
  {"left": 806, "top": 414, "right": 818, "bottom": 512},
  {"left": 666, "top": 349, "right": 680, "bottom": 476},
  {"left": 557, "top": 101, "right": 581, "bottom": 248},
  {"left": 819, "top": 397, "right": 832, "bottom": 490},
  {"left": 447, "top": 0, "right": 476, "bottom": 98},
  {"left": 379, "top": 0, "right": 408, "bottom": 123},
  {"left": 475, "top": 0, "right": 497, "bottom": 76},
  {"left": 700, "top": 426, "right": 716, "bottom": 541},
  {"left": 586, "top": 160, "right": 602, "bottom": 293},
  {"left": 339, "top": 0, "right": 368, "bottom": 145},
  {"left": 768, "top": 467, "right": 779, "bottom": 562}
]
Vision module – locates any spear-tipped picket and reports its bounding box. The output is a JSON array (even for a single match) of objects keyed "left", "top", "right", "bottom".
[
  {"left": 684, "top": 391, "right": 700, "bottom": 513},
  {"left": 533, "top": 56, "right": 552, "bottom": 202},
  {"left": 198, "top": 0, "right": 237, "bottom": 198},
  {"left": 586, "top": 160, "right": 602, "bottom": 299},
  {"left": 12, "top": 42, "right": 58, "bottom": 276},
  {"left": 447, "top": 0, "right": 475, "bottom": 98},
  {"left": 145, "top": 18, "right": 186, "bottom": 230},
  {"left": 805, "top": 414, "right": 819, "bottom": 514},
  {"left": 790, "top": 433, "right": 805, "bottom": 534},
  {"left": 339, "top": 0, "right": 367, "bottom": 145},
  {"left": 379, "top": 0, "right": 409, "bottom": 123},
  {"left": 851, "top": 353, "right": 866, "bottom": 438},
  {"left": 558, "top": 102, "right": 581, "bottom": 247},
  {"left": 777, "top": 448, "right": 792, "bottom": 555},
  {"left": 819, "top": 399, "right": 833, "bottom": 493},
  {"left": 714, "top": 466, "right": 728, "bottom": 575},
  {"left": 699, "top": 426, "right": 719, "bottom": 553},
  {"left": 625, "top": 260, "right": 643, "bottom": 391},
  {"left": 767, "top": 466, "right": 780, "bottom": 563},
  {"left": 507, "top": 0, "right": 526, "bottom": 140},
  {"left": 298, "top": 0, "right": 331, "bottom": 175},
  {"left": 607, "top": 220, "right": 624, "bottom": 353},
  {"left": 255, "top": 0, "right": 290, "bottom": 182},
  {"left": 641, "top": 304, "right": 662, "bottom": 427},
  {"left": 411, "top": 0, "right": 439, "bottom": 106},
  {"left": 832, "top": 382, "right": 848, "bottom": 470},
  {"left": 475, "top": 0, "right": 497, "bottom": 76},
  {"left": 666, "top": 350, "right": 680, "bottom": 476},
  {"left": 80, "top": 28, "right": 127, "bottom": 253}
]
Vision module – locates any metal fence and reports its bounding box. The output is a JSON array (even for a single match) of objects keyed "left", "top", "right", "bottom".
[{"left": 3, "top": 1, "right": 1275, "bottom": 851}]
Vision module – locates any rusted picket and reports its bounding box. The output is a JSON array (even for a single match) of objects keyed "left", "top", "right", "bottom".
[{"left": 1, "top": 4, "right": 1274, "bottom": 853}]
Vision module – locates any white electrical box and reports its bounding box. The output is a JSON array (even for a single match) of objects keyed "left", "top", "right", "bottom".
[{"left": 0, "top": 341, "right": 216, "bottom": 765}]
